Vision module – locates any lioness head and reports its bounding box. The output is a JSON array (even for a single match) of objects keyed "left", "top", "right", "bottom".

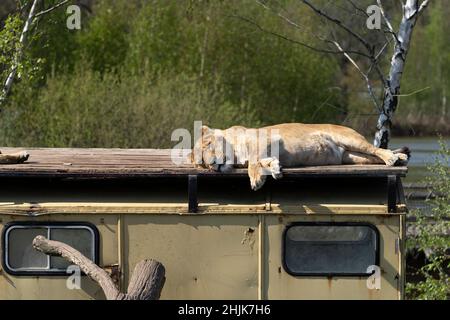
[{"left": 190, "top": 125, "right": 226, "bottom": 171}]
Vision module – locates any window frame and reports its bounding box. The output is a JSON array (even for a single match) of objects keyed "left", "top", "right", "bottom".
[
  {"left": 282, "top": 222, "right": 380, "bottom": 277},
  {"left": 2, "top": 221, "right": 100, "bottom": 276}
]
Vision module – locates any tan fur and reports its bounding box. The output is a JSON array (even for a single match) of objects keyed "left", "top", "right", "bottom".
[
  {"left": 190, "top": 123, "right": 408, "bottom": 190},
  {"left": 0, "top": 151, "right": 29, "bottom": 164}
]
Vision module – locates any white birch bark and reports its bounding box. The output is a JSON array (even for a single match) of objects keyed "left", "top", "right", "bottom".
[
  {"left": 0, "top": 0, "right": 40, "bottom": 108},
  {"left": 374, "top": 0, "right": 429, "bottom": 148}
]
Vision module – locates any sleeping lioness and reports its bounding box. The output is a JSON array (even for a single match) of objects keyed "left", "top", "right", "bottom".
[
  {"left": 0, "top": 150, "right": 29, "bottom": 164},
  {"left": 190, "top": 123, "right": 409, "bottom": 190}
]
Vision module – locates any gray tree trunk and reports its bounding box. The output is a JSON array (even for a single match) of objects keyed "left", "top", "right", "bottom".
[
  {"left": 33, "top": 235, "right": 166, "bottom": 300},
  {"left": 374, "top": 0, "right": 427, "bottom": 148}
]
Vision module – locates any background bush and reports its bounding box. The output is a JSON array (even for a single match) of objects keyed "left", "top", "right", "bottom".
[
  {"left": 0, "top": 0, "right": 340, "bottom": 148},
  {"left": 0, "top": 0, "right": 448, "bottom": 148}
]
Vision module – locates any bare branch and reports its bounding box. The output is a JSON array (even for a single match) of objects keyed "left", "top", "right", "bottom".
[
  {"left": 301, "top": 0, "right": 373, "bottom": 53},
  {"left": 418, "top": 0, "right": 430, "bottom": 15},
  {"left": 232, "top": 15, "right": 369, "bottom": 57},
  {"left": 252, "top": 1, "right": 372, "bottom": 58},
  {"left": 376, "top": 0, "right": 400, "bottom": 44},
  {"left": 373, "top": 63, "right": 388, "bottom": 87},
  {"left": 331, "top": 41, "right": 381, "bottom": 111},
  {"left": 35, "top": 0, "right": 71, "bottom": 18},
  {"left": 393, "top": 86, "right": 430, "bottom": 97},
  {"left": 346, "top": 0, "right": 369, "bottom": 17},
  {"left": 374, "top": 40, "right": 390, "bottom": 61}
]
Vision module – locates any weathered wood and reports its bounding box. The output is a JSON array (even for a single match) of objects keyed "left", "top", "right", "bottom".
[
  {"left": 122, "top": 260, "right": 166, "bottom": 300},
  {"left": 32, "top": 235, "right": 120, "bottom": 300},
  {"left": 0, "top": 148, "right": 408, "bottom": 178},
  {"left": 33, "top": 236, "right": 165, "bottom": 300}
]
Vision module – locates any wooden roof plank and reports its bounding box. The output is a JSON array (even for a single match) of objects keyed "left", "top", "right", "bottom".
[{"left": 0, "top": 147, "right": 408, "bottom": 178}]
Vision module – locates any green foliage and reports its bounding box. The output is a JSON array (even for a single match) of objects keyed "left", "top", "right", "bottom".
[
  {"left": 75, "top": 0, "right": 134, "bottom": 73},
  {"left": 0, "top": 64, "right": 258, "bottom": 148},
  {"left": 27, "top": 0, "right": 79, "bottom": 77},
  {"left": 0, "top": 0, "right": 341, "bottom": 147},
  {"left": 400, "top": 1, "right": 450, "bottom": 133},
  {"left": 1, "top": 0, "right": 448, "bottom": 139},
  {"left": 0, "top": 5, "right": 47, "bottom": 97},
  {"left": 406, "top": 139, "right": 450, "bottom": 300},
  {"left": 0, "top": 13, "right": 22, "bottom": 81}
]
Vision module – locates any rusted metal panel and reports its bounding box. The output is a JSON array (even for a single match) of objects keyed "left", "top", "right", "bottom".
[
  {"left": 123, "top": 215, "right": 259, "bottom": 300},
  {"left": 0, "top": 164, "right": 407, "bottom": 300},
  {"left": 264, "top": 215, "right": 401, "bottom": 300},
  {"left": 0, "top": 215, "right": 118, "bottom": 300},
  {"left": 0, "top": 211, "right": 405, "bottom": 300}
]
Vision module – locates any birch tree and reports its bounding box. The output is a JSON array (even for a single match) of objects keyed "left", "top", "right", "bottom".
[
  {"left": 0, "top": 0, "right": 71, "bottom": 110},
  {"left": 245, "top": 0, "right": 431, "bottom": 148}
]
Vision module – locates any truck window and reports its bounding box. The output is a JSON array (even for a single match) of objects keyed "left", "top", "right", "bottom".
[
  {"left": 2, "top": 222, "right": 99, "bottom": 276},
  {"left": 283, "top": 223, "right": 379, "bottom": 276}
]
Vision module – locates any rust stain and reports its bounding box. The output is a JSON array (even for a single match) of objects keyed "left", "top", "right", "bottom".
[
  {"left": 327, "top": 276, "right": 333, "bottom": 290},
  {"left": 368, "top": 287, "right": 374, "bottom": 299},
  {"left": 102, "top": 264, "right": 120, "bottom": 285},
  {"left": 241, "top": 228, "right": 256, "bottom": 251}
]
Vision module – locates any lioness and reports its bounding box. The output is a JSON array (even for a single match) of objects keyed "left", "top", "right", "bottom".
[
  {"left": 190, "top": 123, "right": 409, "bottom": 190},
  {"left": 0, "top": 150, "right": 29, "bottom": 164}
]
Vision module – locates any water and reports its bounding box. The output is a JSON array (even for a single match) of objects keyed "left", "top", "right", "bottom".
[
  {"left": 390, "top": 137, "right": 449, "bottom": 184},
  {"left": 390, "top": 137, "right": 449, "bottom": 213}
]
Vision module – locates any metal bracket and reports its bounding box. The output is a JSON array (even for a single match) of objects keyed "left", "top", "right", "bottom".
[
  {"left": 188, "top": 175, "right": 198, "bottom": 213},
  {"left": 387, "top": 175, "right": 397, "bottom": 213}
]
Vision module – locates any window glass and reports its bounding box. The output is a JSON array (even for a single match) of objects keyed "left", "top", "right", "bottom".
[
  {"left": 284, "top": 224, "right": 378, "bottom": 276},
  {"left": 50, "top": 228, "right": 94, "bottom": 269},
  {"left": 2, "top": 223, "right": 98, "bottom": 275},
  {"left": 8, "top": 228, "right": 48, "bottom": 270}
]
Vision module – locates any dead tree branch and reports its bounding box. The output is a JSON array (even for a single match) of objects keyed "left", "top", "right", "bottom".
[
  {"left": 251, "top": 0, "right": 431, "bottom": 148},
  {"left": 35, "top": 0, "right": 71, "bottom": 18},
  {"left": 301, "top": 0, "right": 373, "bottom": 54},
  {"left": 33, "top": 235, "right": 166, "bottom": 300},
  {"left": 332, "top": 41, "right": 381, "bottom": 112},
  {"left": 376, "top": 0, "right": 399, "bottom": 44},
  {"left": 254, "top": 0, "right": 371, "bottom": 58},
  {"left": 232, "top": 15, "right": 367, "bottom": 56}
]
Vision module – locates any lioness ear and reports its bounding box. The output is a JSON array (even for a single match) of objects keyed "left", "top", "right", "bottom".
[{"left": 202, "top": 125, "right": 211, "bottom": 135}]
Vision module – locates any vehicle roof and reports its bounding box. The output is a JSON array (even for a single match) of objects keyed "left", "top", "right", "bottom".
[{"left": 0, "top": 148, "right": 407, "bottom": 179}]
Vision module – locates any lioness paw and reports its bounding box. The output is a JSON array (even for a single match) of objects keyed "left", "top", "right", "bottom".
[
  {"left": 16, "top": 151, "right": 29, "bottom": 163},
  {"left": 248, "top": 163, "right": 267, "bottom": 191},
  {"left": 270, "top": 159, "right": 283, "bottom": 179},
  {"left": 385, "top": 153, "right": 408, "bottom": 167},
  {"left": 250, "top": 174, "right": 267, "bottom": 191},
  {"left": 395, "top": 153, "right": 409, "bottom": 166}
]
